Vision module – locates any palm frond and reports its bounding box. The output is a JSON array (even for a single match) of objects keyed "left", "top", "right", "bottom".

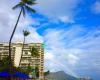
[
  {"left": 12, "top": 2, "right": 22, "bottom": 10},
  {"left": 22, "top": 6, "right": 26, "bottom": 17},
  {"left": 23, "top": 30, "right": 30, "bottom": 36},
  {"left": 25, "top": 5, "right": 36, "bottom": 13},
  {"left": 31, "top": 0, "right": 36, "bottom": 1},
  {"left": 26, "top": 1, "right": 37, "bottom": 5}
]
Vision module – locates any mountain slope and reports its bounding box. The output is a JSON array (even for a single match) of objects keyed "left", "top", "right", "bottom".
[{"left": 46, "top": 71, "right": 78, "bottom": 80}]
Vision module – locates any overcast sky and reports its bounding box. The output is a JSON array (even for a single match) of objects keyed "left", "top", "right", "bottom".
[{"left": 0, "top": 0, "right": 100, "bottom": 80}]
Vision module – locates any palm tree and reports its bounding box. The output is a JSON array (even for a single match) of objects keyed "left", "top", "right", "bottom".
[
  {"left": 9, "top": 0, "right": 36, "bottom": 76},
  {"left": 30, "top": 47, "right": 39, "bottom": 79},
  {"left": 19, "top": 30, "right": 30, "bottom": 67}
]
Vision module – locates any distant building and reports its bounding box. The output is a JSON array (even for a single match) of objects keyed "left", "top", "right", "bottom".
[{"left": 0, "top": 42, "right": 44, "bottom": 80}]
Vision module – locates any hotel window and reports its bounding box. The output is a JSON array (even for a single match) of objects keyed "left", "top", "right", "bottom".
[{"left": 25, "top": 51, "right": 28, "bottom": 55}]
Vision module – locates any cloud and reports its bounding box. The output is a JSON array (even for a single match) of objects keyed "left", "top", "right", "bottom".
[
  {"left": 45, "top": 51, "right": 54, "bottom": 60},
  {"left": 43, "top": 28, "right": 83, "bottom": 76},
  {"left": 36, "top": 0, "right": 82, "bottom": 23},
  {"left": 0, "top": 0, "right": 43, "bottom": 43},
  {"left": 58, "top": 16, "right": 75, "bottom": 23},
  {"left": 1, "top": 0, "right": 100, "bottom": 79},
  {"left": 67, "top": 53, "right": 79, "bottom": 65},
  {"left": 91, "top": 1, "right": 100, "bottom": 14},
  {"left": 43, "top": 26, "right": 100, "bottom": 78}
]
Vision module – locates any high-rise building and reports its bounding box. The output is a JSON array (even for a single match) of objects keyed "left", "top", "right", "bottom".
[{"left": 0, "top": 42, "right": 44, "bottom": 80}]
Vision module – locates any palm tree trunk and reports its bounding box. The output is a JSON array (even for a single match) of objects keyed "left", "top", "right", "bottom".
[
  {"left": 8, "top": 8, "right": 22, "bottom": 80},
  {"left": 34, "top": 58, "right": 38, "bottom": 80},
  {"left": 34, "top": 59, "right": 36, "bottom": 80},
  {"left": 19, "top": 36, "right": 25, "bottom": 67},
  {"left": 0, "top": 53, "right": 1, "bottom": 60}
]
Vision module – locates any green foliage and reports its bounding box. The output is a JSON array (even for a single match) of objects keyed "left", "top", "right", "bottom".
[
  {"left": 30, "top": 47, "right": 39, "bottom": 57},
  {"left": 1, "top": 57, "right": 10, "bottom": 66},
  {"left": 26, "top": 65, "right": 33, "bottom": 73},
  {"left": 29, "top": 47, "right": 40, "bottom": 78},
  {"left": 0, "top": 78, "right": 6, "bottom": 80},
  {"left": 0, "top": 56, "right": 30, "bottom": 75},
  {"left": 12, "top": 0, "right": 36, "bottom": 17},
  {"left": 44, "top": 70, "right": 50, "bottom": 76},
  {"left": 24, "top": 5, "right": 36, "bottom": 13},
  {"left": 7, "top": 0, "right": 36, "bottom": 75},
  {"left": 35, "top": 66, "right": 39, "bottom": 78},
  {"left": 12, "top": 2, "right": 23, "bottom": 10},
  {"left": 23, "top": 30, "right": 30, "bottom": 37},
  {"left": 22, "top": 0, "right": 36, "bottom": 5},
  {"left": 0, "top": 56, "right": 11, "bottom": 72}
]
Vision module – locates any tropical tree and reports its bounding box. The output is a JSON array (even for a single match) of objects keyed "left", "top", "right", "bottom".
[
  {"left": 0, "top": 56, "right": 11, "bottom": 72},
  {"left": 30, "top": 47, "right": 39, "bottom": 57},
  {"left": 44, "top": 70, "right": 50, "bottom": 80},
  {"left": 8, "top": 0, "right": 36, "bottom": 72},
  {"left": 35, "top": 66, "right": 39, "bottom": 78},
  {"left": 26, "top": 64, "right": 33, "bottom": 74},
  {"left": 30, "top": 47, "right": 39, "bottom": 79},
  {"left": 19, "top": 30, "right": 30, "bottom": 66}
]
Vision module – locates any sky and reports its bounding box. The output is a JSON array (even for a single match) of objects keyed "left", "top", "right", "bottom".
[{"left": 0, "top": 0, "right": 100, "bottom": 80}]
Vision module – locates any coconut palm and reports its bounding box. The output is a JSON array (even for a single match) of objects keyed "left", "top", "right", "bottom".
[
  {"left": 9, "top": 0, "right": 36, "bottom": 70},
  {"left": 19, "top": 30, "right": 30, "bottom": 66}
]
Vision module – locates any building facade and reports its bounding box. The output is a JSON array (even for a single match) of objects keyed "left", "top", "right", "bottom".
[{"left": 0, "top": 42, "right": 44, "bottom": 80}]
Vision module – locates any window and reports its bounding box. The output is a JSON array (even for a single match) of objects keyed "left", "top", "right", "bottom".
[{"left": 25, "top": 51, "right": 28, "bottom": 55}]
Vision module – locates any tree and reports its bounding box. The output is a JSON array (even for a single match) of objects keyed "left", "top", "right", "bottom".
[
  {"left": 30, "top": 47, "right": 39, "bottom": 57},
  {"left": 0, "top": 56, "right": 11, "bottom": 72},
  {"left": 30, "top": 47, "right": 39, "bottom": 79},
  {"left": 44, "top": 70, "right": 50, "bottom": 76},
  {"left": 44, "top": 70, "right": 50, "bottom": 80},
  {"left": 8, "top": 0, "right": 36, "bottom": 74},
  {"left": 19, "top": 30, "right": 30, "bottom": 66},
  {"left": 26, "top": 65, "right": 33, "bottom": 74},
  {"left": 35, "top": 66, "right": 39, "bottom": 78},
  {"left": 0, "top": 56, "right": 30, "bottom": 80}
]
